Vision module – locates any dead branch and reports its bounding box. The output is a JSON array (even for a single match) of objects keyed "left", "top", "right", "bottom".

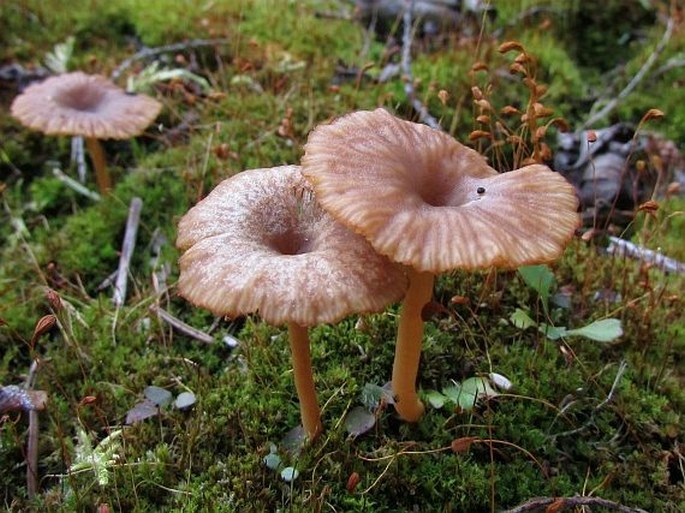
[
  {"left": 52, "top": 168, "right": 101, "bottom": 202},
  {"left": 582, "top": 16, "right": 674, "bottom": 129},
  {"left": 607, "top": 235, "right": 685, "bottom": 274},
  {"left": 111, "top": 38, "right": 231, "bottom": 82},
  {"left": 113, "top": 197, "right": 143, "bottom": 307},
  {"left": 150, "top": 305, "right": 214, "bottom": 344},
  {"left": 502, "top": 495, "right": 650, "bottom": 513},
  {"left": 401, "top": 0, "right": 441, "bottom": 130}
]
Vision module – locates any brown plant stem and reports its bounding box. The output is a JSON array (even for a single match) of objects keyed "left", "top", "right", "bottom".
[
  {"left": 391, "top": 269, "right": 435, "bottom": 421},
  {"left": 84, "top": 137, "right": 112, "bottom": 194},
  {"left": 287, "top": 322, "right": 322, "bottom": 441},
  {"left": 502, "top": 495, "right": 649, "bottom": 513}
]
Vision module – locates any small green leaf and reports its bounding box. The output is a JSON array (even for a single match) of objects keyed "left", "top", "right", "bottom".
[
  {"left": 174, "top": 391, "right": 196, "bottom": 410},
  {"left": 442, "top": 378, "right": 497, "bottom": 411},
  {"left": 539, "top": 324, "right": 568, "bottom": 340},
  {"left": 144, "top": 386, "right": 173, "bottom": 407},
  {"left": 510, "top": 308, "right": 537, "bottom": 329},
  {"left": 425, "top": 390, "right": 448, "bottom": 409},
  {"left": 344, "top": 406, "right": 376, "bottom": 437},
  {"left": 280, "top": 466, "right": 299, "bottom": 482},
  {"left": 566, "top": 318, "right": 623, "bottom": 342},
  {"left": 519, "top": 265, "right": 556, "bottom": 311},
  {"left": 263, "top": 452, "right": 281, "bottom": 470}
]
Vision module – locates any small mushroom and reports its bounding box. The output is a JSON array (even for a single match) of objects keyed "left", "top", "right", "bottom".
[
  {"left": 10, "top": 71, "right": 162, "bottom": 193},
  {"left": 176, "top": 165, "right": 406, "bottom": 440},
  {"left": 302, "top": 108, "right": 580, "bottom": 422}
]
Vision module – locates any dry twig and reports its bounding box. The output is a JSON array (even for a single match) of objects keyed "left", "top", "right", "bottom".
[
  {"left": 502, "top": 495, "right": 650, "bottom": 513},
  {"left": 111, "top": 38, "right": 231, "bottom": 82},
  {"left": 401, "top": 0, "right": 441, "bottom": 130},
  {"left": 607, "top": 236, "right": 685, "bottom": 274},
  {"left": 113, "top": 197, "right": 143, "bottom": 307},
  {"left": 150, "top": 305, "right": 214, "bottom": 344},
  {"left": 582, "top": 16, "right": 675, "bottom": 129}
]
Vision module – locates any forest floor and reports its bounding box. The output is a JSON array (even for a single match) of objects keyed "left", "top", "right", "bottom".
[{"left": 1, "top": 1, "right": 684, "bottom": 512}]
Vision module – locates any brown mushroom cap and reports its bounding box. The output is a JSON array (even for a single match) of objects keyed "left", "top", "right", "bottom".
[
  {"left": 176, "top": 165, "right": 407, "bottom": 327},
  {"left": 302, "top": 108, "right": 580, "bottom": 273},
  {"left": 10, "top": 72, "right": 162, "bottom": 139}
]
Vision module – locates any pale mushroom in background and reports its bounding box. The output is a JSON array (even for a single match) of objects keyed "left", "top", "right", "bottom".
[
  {"left": 176, "top": 165, "right": 407, "bottom": 440},
  {"left": 10, "top": 71, "right": 162, "bottom": 193},
  {"left": 302, "top": 108, "right": 580, "bottom": 422}
]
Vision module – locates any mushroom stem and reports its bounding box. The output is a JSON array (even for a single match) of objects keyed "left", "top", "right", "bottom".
[
  {"left": 287, "top": 322, "right": 322, "bottom": 440},
  {"left": 84, "top": 137, "right": 112, "bottom": 193},
  {"left": 392, "top": 269, "right": 435, "bottom": 422}
]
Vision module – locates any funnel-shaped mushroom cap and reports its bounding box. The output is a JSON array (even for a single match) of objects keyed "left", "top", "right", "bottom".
[
  {"left": 302, "top": 109, "right": 580, "bottom": 273},
  {"left": 176, "top": 166, "right": 407, "bottom": 326},
  {"left": 10, "top": 72, "right": 162, "bottom": 139}
]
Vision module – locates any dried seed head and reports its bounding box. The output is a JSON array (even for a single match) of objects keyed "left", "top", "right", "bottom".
[
  {"left": 471, "top": 86, "right": 484, "bottom": 101},
  {"left": 468, "top": 130, "right": 491, "bottom": 141},
  {"left": 636, "top": 159, "right": 646, "bottom": 173},
  {"left": 45, "top": 288, "right": 62, "bottom": 312},
  {"left": 641, "top": 108, "right": 665, "bottom": 123},
  {"left": 548, "top": 117, "right": 570, "bottom": 133},
  {"left": 509, "top": 62, "right": 527, "bottom": 76},
  {"left": 534, "top": 126, "right": 547, "bottom": 142},
  {"left": 470, "top": 61, "right": 488, "bottom": 73},
  {"left": 637, "top": 200, "right": 659, "bottom": 213},
  {"left": 498, "top": 41, "right": 525, "bottom": 54},
  {"left": 438, "top": 89, "right": 449, "bottom": 106},
  {"left": 533, "top": 103, "right": 554, "bottom": 118},
  {"left": 500, "top": 105, "right": 520, "bottom": 116},
  {"left": 514, "top": 52, "right": 529, "bottom": 64},
  {"left": 539, "top": 143, "right": 553, "bottom": 161},
  {"left": 474, "top": 99, "right": 492, "bottom": 112}
]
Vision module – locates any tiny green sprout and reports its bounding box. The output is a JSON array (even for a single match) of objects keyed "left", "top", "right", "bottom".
[{"left": 69, "top": 428, "right": 122, "bottom": 487}]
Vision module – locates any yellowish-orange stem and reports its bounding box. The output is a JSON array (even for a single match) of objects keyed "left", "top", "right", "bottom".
[
  {"left": 391, "top": 269, "right": 435, "bottom": 422},
  {"left": 287, "top": 322, "right": 322, "bottom": 441},
  {"left": 85, "top": 137, "right": 112, "bottom": 193}
]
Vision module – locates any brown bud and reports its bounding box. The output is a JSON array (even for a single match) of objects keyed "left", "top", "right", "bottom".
[
  {"left": 476, "top": 115, "right": 490, "bottom": 125},
  {"left": 31, "top": 315, "right": 56, "bottom": 347},
  {"left": 450, "top": 295, "right": 470, "bottom": 305},
  {"left": 79, "top": 395, "right": 98, "bottom": 407},
  {"left": 451, "top": 437, "right": 478, "bottom": 453},
  {"left": 586, "top": 130, "right": 597, "bottom": 143},
  {"left": 45, "top": 288, "right": 62, "bottom": 312},
  {"left": 346, "top": 471, "right": 361, "bottom": 493}
]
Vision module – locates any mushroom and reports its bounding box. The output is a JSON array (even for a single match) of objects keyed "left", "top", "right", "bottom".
[
  {"left": 176, "top": 165, "right": 407, "bottom": 440},
  {"left": 10, "top": 71, "right": 162, "bottom": 193},
  {"left": 302, "top": 108, "right": 580, "bottom": 422}
]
